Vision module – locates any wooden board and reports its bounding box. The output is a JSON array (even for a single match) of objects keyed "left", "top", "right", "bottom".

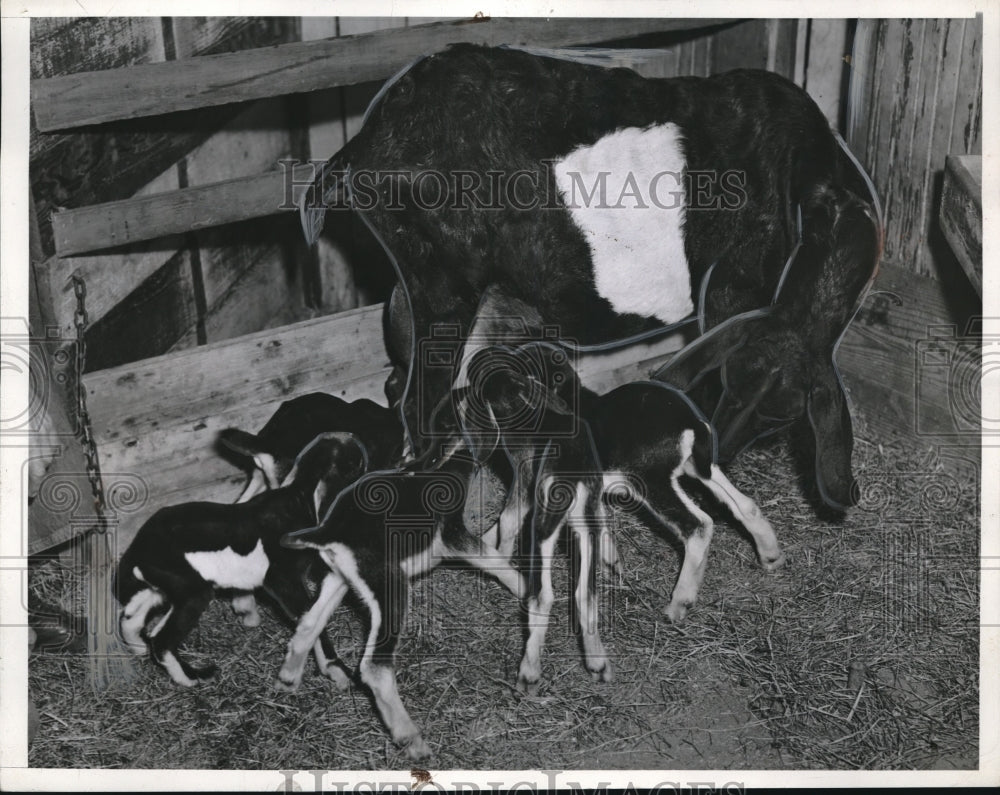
[
  {"left": 82, "top": 249, "right": 198, "bottom": 373},
  {"left": 709, "top": 18, "right": 798, "bottom": 78},
  {"left": 32, "top": 17, "right": 730, "bottom": 131},
  {"left": 836, "top": 262, "right": 980, "bottom": 447},
  {"left": 51, "top": 164, "right": 314, "bottom": 257},
  {"left": 939, "top": 154, "right": 983, "bottom": 297},
  {"left": 848, "top": 18, "right": 983, "bottom": 280},
  {"left": 39, "top": 167, "right": 182, "bottom": 339}
]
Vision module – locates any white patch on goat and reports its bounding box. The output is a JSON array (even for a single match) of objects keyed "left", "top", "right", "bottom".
[
  {"left": 147, "top": 606, "right": 173, "bottom": 638},
  {"left": 554, "top": 124, "right": 692, "bottom": 325},
  {"left": 184, "top": 539, "right": 269, "bottom": 590},
  {"left": 120, "top": 588, "right": 162, "bottom": 652},
  {"left": 160, "top": 650, "right": 197, "bottom": 687}
]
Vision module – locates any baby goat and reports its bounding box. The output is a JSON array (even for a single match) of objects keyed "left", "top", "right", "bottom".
[
  {"left": 477, "top": 339, "right": 785, "bottom": 625},
  {"left": 218, "top": 393, "right": 404, "bottom": 627},
  {"left": 276, "top": 392, "right": 615, "bottom": 760},
  {"left": 222, "top": 392, "right": 403, "bottom": 503},
  {"left": 115, "top": 432, "right": 367, "bottom": 687}
]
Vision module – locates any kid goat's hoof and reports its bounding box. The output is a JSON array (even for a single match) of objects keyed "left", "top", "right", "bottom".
[
  {"left": 516, "top": 676, "right": 541, "bottom": 697},
  {"left": 664, "top": 600, "right": 691, "bottom": 624},
  {"left": 324, "top": 663, "right": 351, "bottom": 692},
  {"left": 761, "top": 551, "right": 787, "bottom": 572},
  {"left": 273, "top": 673, "right": 301, "bottom": 693},
  {"left": 590, "top": 662, "right": 614, "bottom": 684},
  {"left": 404, "top": 735, "right": 432, "bottom": 762}
]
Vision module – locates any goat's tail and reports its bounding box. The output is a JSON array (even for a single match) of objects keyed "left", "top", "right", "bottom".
[
  {"left": 691, "top": 420, "right": 715, "bottom": 481},
  {"left": 299, "top": 147, "right": 355, "bottom": 246}
]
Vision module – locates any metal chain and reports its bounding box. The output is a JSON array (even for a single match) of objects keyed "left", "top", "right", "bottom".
[{"left": 71, "top": 274, "right": 108, "bottom": 532}]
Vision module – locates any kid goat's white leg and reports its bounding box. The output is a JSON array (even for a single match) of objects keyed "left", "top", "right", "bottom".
[
  {"left": 275, "top": 571, "right": 349, "bottom": 691},
  {"left": 684, "top": 460, "right": 786, "bottom": 571}
]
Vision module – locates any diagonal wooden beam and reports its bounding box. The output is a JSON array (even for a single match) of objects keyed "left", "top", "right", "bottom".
[{"left": 32, "top": 16, "right": 729, "bottom": 132}]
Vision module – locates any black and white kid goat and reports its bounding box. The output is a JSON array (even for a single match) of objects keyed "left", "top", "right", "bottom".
[
  {"left": 218, "top": 392, "right": 404, "bottom": 628},
  {"left": 276, "top": 389, "right": 620, "bottom": 760},
  {"left": 300, "top": 43, "right": 882, "bottom": 509},
  {"left": 115, "top": 432, "right": 368, "bottom": 687},
  {"left": 471, "top": 338, "right": 785, "bottom": 628}
]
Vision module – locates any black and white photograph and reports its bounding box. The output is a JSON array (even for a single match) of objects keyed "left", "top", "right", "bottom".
[{"left": 1, "top": 0, "right": 995, "bottom": 789}]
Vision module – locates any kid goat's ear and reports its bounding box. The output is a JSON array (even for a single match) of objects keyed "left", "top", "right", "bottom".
[{"left": 218, "top": 428, "right": 280, "bottom": 488}]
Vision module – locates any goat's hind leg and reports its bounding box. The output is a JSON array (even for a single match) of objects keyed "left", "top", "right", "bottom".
[
  {"left": 648, "top": 474, "right": 715, "bottom": 624},
  {"left": 148, "top": 585, "right": 216, "bottom": 686},
  {"left": 275, "top": 571, "right": 348, "bottom": 691},
  {"left": 265, "top": 572, "right": 351, "bottom": 691},
  {"left": 687, "top": 460, "right": 785, "bottom": 571},
  {"left": 348, "top": 565, "right": 431, "bottom": 761}
]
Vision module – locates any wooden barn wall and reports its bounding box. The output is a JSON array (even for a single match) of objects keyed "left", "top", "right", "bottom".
[
  {"left": 848, "top": 17, "right": 982, "bottom": 283},
  {"left": 30, "top": 17, "right": 311, "bottom": 372},
  {"left": 836, "top": 17, "right": 983, "bottom": 448}
]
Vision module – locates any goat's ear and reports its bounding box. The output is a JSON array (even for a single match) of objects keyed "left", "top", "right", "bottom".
[
  {"left": 218, "top": 428, "right": 262, "bottom": 458},
  {"left": 655, "top": 309, "right": 770, "bottom": 391},
  {"left": 806, "top": 364, "right": 857, "bottom": 510},
  {"left": 219, "top": 428, "right": 280, "bottom": 487}
]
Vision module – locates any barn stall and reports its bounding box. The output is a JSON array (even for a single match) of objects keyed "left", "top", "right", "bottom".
[{"left": 22, "top": 14, "right": 982, "bottom": 775}]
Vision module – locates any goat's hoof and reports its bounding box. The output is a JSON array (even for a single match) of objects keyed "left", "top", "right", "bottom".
[
  {"left": 238, "top": 612, "right": 261, "bottom": 628},
  {"left": 664, "top": 600, "right": 691, "bottom": 623},
  {"left": 761, "top": 551, "right": 787, "bottom": 572},
  {"left": 590, "top": 662, "right": 614, "bottom": 684},
  {"left": 516, "top": 676, "right": 541, "bottom": 696},
  {"left": 324, "top": 664, "right": 351, "bottom": 692},
  {"left": 403, "top": 735, "right": 432, "bottom": 762},
  {"left": 274, "top": 674, "right": 301, "bottom": 693}
]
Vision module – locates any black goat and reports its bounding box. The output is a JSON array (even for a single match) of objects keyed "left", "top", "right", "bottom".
[
  {"left": 299, "top": 43, "right": 882, "bottom": 508},
  {"left": 115, "top": 432, "right": 367, "bottom": 687}
]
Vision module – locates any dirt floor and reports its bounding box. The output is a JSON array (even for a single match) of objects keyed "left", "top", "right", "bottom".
[{"left": 25, "top": 404, "right": 980, "bottom": 772}]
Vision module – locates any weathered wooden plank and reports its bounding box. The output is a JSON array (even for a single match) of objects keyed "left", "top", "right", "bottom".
[
  {"left": 82, "top": 249, "right": 198, "bottom": 373},
  {"left": 51, "top": 164, "right": 312, "bottom": 257},
  {"left": 30, "top": 17, "right": 301, "bottom": 257},
  {"left": 849, "top": 18, "right": 983, "bottom": 280},
  {"left": 184, "top": 96, "right": 301, "bottom": 338},
  {"left": 709, "top": 18, "right": 798, "bottom": 79},
  {"left": 939, "top": 154, "right": 983, "bottom": 296},
  {"left": 201, "top": 225, "right": 307, "bottom": 344},
  {"left": 32, "top": 17, "right": 728, "bottom": 131},
  {"left": 171, "top": 17, "right": 301, "bottom": 60},
  {"left": 40, "top": 166, "right": 181, "bottom": 339},
  {"left": 804, "top": 19, "right": 850, "bottom": 127},
  {"left": 83, "top": 303, "right": 391, "bottom": 442},
  {"left": 30, "top": 17, "right": 166, "bottom": 160},
  {"left": 836, "top": 261, "right": 978, "bottom": 444}
]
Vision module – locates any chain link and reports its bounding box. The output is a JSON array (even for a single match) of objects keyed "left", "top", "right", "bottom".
[{"left": 70, "top": 274, "right": 108, "bottom": 532}]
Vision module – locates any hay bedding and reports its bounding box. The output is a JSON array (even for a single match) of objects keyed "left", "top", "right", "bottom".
[{"left": 27, "top": 404, "right": 979, "bottom": 771}]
